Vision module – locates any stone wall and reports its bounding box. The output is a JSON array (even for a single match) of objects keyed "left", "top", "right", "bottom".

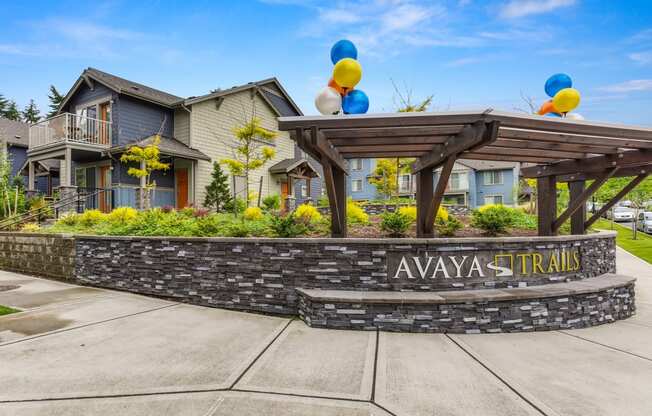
[
  {"left": 317, "top": 204, "right": 472, "bottom": 216},
  {"left": 74, "top": 233, "right": 616, "bottom": 315},
  {"left": 0, "top": 233, "right": 75, "bottom": 280}
]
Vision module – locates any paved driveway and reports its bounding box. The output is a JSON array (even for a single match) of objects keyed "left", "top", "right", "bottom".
[{"left": 0, "top": 248, "right": 651, "bottom": 416}]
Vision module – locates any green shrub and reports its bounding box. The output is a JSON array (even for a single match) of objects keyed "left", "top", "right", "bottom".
[
  {"left": 398, "top": 206, "right": 416, "bottom": 222},
  {"left": 107, "top": 207, "right": 138, "bottom": 224},
  {"left": 262, "top": 194, "right": 281, "bottom": 212},
  {"left": 269, "top": 214, "right": 309, "bottom": 238},
  {"left": 243, "top": 206, "right": 264, "bottom": 221},
  {"left": 21, "top": 222, "right": 40, "bottom": 232},
  {"left": 225, "top": 221, "right": 253, "bottom": 237},
  {"left": 380, "top": 211, "right": 412, "bottom": 237},
  {"left": 435, "top": 216, "right": 463, "bottom": 237},
  {"left": 511, "top": 209, "right": 537, "bottom": 230},
  {"left": 224, "top": 198, "right": 246, "bottom": 214},
  {"left": 79, "top": 210, "right": 107, "bottom": 227},
  {"left": 57, "top": 212, "right": 79, "bottom": 226},
  {"left": 317, "top": 196, "right": 329, "bottom": 207},
  {"left": 471, "top": 205, "right": 516, "bottom": 236},
  {"left": 294, "top": 203, "right": 321, "bottom": 224},
  {"left": 347, "top": 199, "right": 369, "bottom": 224}
]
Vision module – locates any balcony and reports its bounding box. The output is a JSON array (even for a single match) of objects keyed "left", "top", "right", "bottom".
[{"left": 29, "top": 113, "right": 111, "bottom": 150}]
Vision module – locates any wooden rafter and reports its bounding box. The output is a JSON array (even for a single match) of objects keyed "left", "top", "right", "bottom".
[
  {"left": 585, "top": 173, "right": 650, "bottom": 229},
  {"left": 521, "top": 150, "right": 652, "bottom": 178},
  {"left": 311, "top": 127, "right": 348, "bottom": 173},
  {"left": 557, "top": 164, "right": 652, "bottom": 182}
]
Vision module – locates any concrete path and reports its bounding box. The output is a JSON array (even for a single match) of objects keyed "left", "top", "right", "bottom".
[{"left": 1, "top": 247, "right": 651, "bottom": 415}]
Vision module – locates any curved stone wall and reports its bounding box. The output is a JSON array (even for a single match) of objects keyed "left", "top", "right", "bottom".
[{"left": 74, "top": 232, "right": 617, "bottom": 315}]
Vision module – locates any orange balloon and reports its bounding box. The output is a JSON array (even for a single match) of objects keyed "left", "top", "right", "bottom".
[
  {"left": 537, "top": 100, "right": 558, "bottom": 115},
  {"left": 328, "top": 78, "right": 349, "bottom": 96}
]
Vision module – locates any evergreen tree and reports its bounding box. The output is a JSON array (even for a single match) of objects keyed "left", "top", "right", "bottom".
[
  {"left": 0, "top": 94, "right": 8, "bottom": 117},
  {"left": 22, "top": 100, "right": 41, "bottom": 123},
  {"left": 46, "top": 85, "right": 65, "bottom": 118},
  {"left": 4, "top": 101, "right": 21, "bottom": 121},
  {"left": 204, "top": 162, "right": 232, "bottom": 212}
]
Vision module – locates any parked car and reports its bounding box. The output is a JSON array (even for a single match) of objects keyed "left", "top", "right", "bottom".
[
  {"left": 608, "top": 206, "right": 635, "bottom": 222},
  {"left": 637, "top": 212, "right": 652, "bottom": 233}
]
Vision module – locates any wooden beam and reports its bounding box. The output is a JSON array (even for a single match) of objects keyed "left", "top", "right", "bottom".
[
  {"left": 461, "top": 153, "right": 557, "bottom": 164},
  {"left": 279, "top": 111, "right": 484, "bottom": 130},
  {"left": 412, "top": 121, "right": 492, "bottom": 173},
  {"left": 585, "top": 173, "right": 650, "bottom": 229},
  {"left": 492, "top": 137, "right": 619, "bottom": 155},
  {"left": 324, "top": 125, "right": 463, "bottom": 139},
  {"left": 329, "top": 136, "right": 448, "bottom": 146},
  {"left": 552, "top": 169, "right": 616, "bottom": 233},
  {"left": 427, "top": 156, "right": 456, "bottom": 235},
  {"left": 416, "top": 167, "right": 434, "bottom": 238},
  {"left": 338, "top": 144, "right": 435, "bottom": 153},
  {"left": 291, "top": 129, "right": 322, "bottom": 162},
  {"left": 341, "top": 152, "right": 427, "bottom": 158},
  {"left": 498, "top": 127, "right": 652, "bottom": 150},
  {"left": 537, "top": 176, "right": 557, "bottom": 236},
  {"left": 311, "top": 127, "right": 348, "bottom": 173},
  {"left": 321, "top": 158, "right": 347, "bottom": 237},
  {"left": 521, "top": 150, "right": 652, "bottom": 178},
  {"left": 471, "top": 146, "right": 586, "bottom": 160},
  {"left": 557, "top": 164, "right": 652, "bottom": 182},
  {"left": 569, "top": 181, "right": 586, "bottom": 235}
]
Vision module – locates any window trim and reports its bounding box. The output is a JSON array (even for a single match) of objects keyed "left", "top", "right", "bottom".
[
  {"left": 350, "top": 159, "right": 363, "bottom": 171},
  {"left": 483, "top": 194, "right": 504, "bottom": 205},
  {"left": 351, "top": 179, "right": 363, "bottom": 192},
  {"left": 483, "top": 170, "right": 504, "bottom": 186}
]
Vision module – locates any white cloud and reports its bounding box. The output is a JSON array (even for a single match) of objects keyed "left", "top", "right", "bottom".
[
  {"left": 499, "top": 0, "right": 576, "bottom": 19},
  {"left": 629, "top": 51, "right": 652, "bottom": 65},
  {"left": 598, "top": 80, "right": 652, "bottom": 93}
]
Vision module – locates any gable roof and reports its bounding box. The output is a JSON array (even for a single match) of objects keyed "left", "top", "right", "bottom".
[
  {"left": 59, "top": 67, "right": 184, "bottom": 112},
  {"left": 0, "top": 117, "right": 29, "bottom": 147},
  {"left": 110, "top": 135, "right": 210, "bottom": 161},
  {"left": 184, "top": 77, "right": 303, "bottom": 116}
]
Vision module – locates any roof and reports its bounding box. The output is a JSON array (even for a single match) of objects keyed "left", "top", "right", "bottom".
[
  {"left": 110, "top": 135, "right": 210, "bottom": 161},
  {"left": 268, "top": 158, "right": 320, "bottom": 177},
  {"left": 59, "top": 67, "right": 184, "bottom": 111},
  {"left": 184, "top": 78, "right": 303, "bottom": 116},
  {"left": 278, "top": 109, "right": 652, "bottom": 180},
  {"left": 0, "top": 118, "right": 29, "bottom": 147},
  {"left": 456, "top": 159, "right": 519, "bottom": 171}
]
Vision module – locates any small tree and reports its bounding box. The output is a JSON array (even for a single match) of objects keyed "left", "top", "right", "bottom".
[
  {"left": 369, "top": 159, "right": 398, "bottom": 203},
  {"left": 204, "top": 161, "right": 231, "bottom": 212},
  {"left": 120, "top": 135, "right": 170, "bottom": 210},
  {"left": 46, "top": 85, "right": 65, "bottom": 118},
  {"left": 22, "top": 100, "right": 40, "bottom": 123},
  {"left": 222, "top": 117, "right": 276, "bottom": 206},
  {"left": 4, "top": 101, "right": 21, "bottom": 121}
]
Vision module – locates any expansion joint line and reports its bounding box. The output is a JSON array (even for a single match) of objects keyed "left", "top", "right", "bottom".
[{"left": 559, "top": 330, "right": 652, "bottom": 363}]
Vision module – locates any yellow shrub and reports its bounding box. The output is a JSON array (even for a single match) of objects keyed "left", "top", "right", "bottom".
[
  {"left": 243, "top": 206, "right": 263, "bottom": 221},
  {"left": 294, "top": 204, "right": 322, "bottom": 223},
  {"left": 347, "top": 200, "right": 369, "bottom": 224},
  {"left": 436, "top": 206, "right": 448, "bottom": 222},
  {"left": 107, "top": 207, "right": 138, "bottom": 223},
  {"left": 21, "top": 222, "right": 40, "bottom": 232},
  {"left": 57, "top": 213, "right": 79, "bottom": 226},
  {"left": 79, "top": 210, "right": 107, "bottom": 226},
  {"left": 398, "top": 206, "right": 417, "bottom": 222}
]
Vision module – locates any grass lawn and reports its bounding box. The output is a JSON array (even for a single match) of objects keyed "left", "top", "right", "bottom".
[
  {"left": 593, "top": 218, "right": 652, "bottom": 264},
  {"left": 0, "top": 304, "right": 19, "bottom": 316}
]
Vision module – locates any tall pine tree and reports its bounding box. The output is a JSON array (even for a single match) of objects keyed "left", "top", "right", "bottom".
[
  {"left": 204, "top": 162, "right": 232, "bottom": 212},
  {"left": 22, "top": 100, "right": 40, "bottom": 123},
  {"left": 4, "top": 101, "right": 21, "bottom": 121},
  {"left": 47, "top": 85, "right": 64, "bottom": 118},
  {"left": 0, "top": 94, "right": 8, "bottom": 117}
]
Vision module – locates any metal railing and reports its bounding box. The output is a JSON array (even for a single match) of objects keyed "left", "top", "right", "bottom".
[
  {"left": 76, "top": 188, "right": 113, "bottom": 213},
  {"left": 29, "top": 113, "right": 111, "bottom": 149}
]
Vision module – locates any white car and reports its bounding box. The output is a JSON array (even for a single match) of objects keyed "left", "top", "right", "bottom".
[
  {"left": 637, "top": 212, "right": 652, "bottom": 233},
  {"left": 611, "top": 207, "right": 634, "bottom": 222}
]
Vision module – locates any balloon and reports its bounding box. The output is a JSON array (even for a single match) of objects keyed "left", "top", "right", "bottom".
[
  {"left": 566, "top": 112, "right": 585, "bottom": 120},
  {"left": 342, "top": 89, "right": 369, "bottom": 114},
  {"left": 333, "top": 58, "right": 362, "bottom": 89},
  {"left": 545, "top": 73, "right": 573, "bottom": 98},
  {"left": 537, "top": 100, "right": 558, "bottom": 116},
  {"left": 315, "top": 87, "right": 342, "bottom": 115},
  {"left": 330, "top": 39, "right": 358, "bottom": 65},
  {"left": 545, "top": 112, "right": 562, "bottom": 118},
  {"left": 553, "top": 88, "right": 581, "bottom": 113},
  {"left": 328, "top": 78, "right": 349, "bottom": 96}
]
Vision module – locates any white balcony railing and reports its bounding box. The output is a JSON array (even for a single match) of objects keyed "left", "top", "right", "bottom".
[{"left": 29, "top": 113, "right": 111, "bottom": 149}]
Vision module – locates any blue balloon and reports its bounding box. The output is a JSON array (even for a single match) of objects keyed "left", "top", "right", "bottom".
[
  {"left": 342, "top": 90, "right": 369, "bottom": 114},
  {"left": 545, "top": 73, "right": 572, "bottom": 98},
  {"left": 545, "top": 112, "right": 562, "bottom": 118},
  {"left": 330, "top": 40, "right": 358, "bottom": 65}
]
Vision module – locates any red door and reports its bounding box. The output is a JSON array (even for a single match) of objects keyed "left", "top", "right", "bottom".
[
  {"left": 280, "top": 181, "right": 288, "bottom": 211},
  {"left": 176, "top": 169, "right": 189, "bottom": 209},
  {"left": 99, "top": 166, "right": 111, "bottom": 213}
]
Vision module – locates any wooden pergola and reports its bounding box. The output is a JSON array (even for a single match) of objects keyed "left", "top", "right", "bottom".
[{"left": 278, "top": 110, "right": 652, "bottom": 238}]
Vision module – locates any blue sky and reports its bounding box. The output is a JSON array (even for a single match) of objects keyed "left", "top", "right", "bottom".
[{"left": 1, "top": 0, "right": 651, "bottom": 125}]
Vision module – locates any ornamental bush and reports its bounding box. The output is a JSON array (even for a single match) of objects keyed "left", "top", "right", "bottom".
[
  {"left": 243, "top": 206, "right": 264, "bottom": 221},
  {"left": 21, "top": 222, "right": 40, "bottom": 232},
  {"left": 380, "top": 211, "right": 412, "bottom": 237},
  {"left": 347, "top": 199, "right": 369, "bottom": 224},
  {"left": 435, "top": 216, "right": 463, "bottom": 237},
  {"left": 269, "top": 214, "right": 309, "bottom": 238},
  {"left": 79, "top": 210, "right": 107, "bottom": 227},
  {"left": 398, "top": 206, "right": 416, "bottom": 222},
  {"left": 294, "top": 203, "right": 321, "bottom": 224},
  {"left": 262, "top": 194, "right": 281, "bottom": 212},
  {"left": 107, "top": 207, "right": 138, "bottom": 224},
  {"left": 471, "top": 204, "right": 516, "bottom": 236}
]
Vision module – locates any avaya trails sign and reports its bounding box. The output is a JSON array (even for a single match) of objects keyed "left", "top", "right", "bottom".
[{"left": 388, "top": 248, "right": 581, "bottom": 280}]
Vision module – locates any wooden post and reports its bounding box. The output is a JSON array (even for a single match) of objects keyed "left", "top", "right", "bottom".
[
  {"left": 569, "top": 180, "right": 586, "bottom": 235},
  {"left": 306, "top": 178, "right": 312, "bottom": 202},
  {"left": 416, "top": 168, "right": 434, "bottom": 238},
  {"left": 585, "top": 173, "right": 649, "bottom": 229},
  {"left": 537, "top": 176, "right": 557, "bottom": 236},
  {"left": 322, "top": 159, "right": 347, "bottom": 238}
]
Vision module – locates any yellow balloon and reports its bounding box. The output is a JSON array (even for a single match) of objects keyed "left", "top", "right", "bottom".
[
  {"left": 332, "top": 58, "right": 362, "bottom": 89},
  {"left": 552, "top": 88, "right": 580, "bottom": 113}
]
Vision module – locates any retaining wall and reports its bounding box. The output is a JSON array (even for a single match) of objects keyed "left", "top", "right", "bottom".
[{"left": 0, "top": 233, "right": 75, "bottom": 280}]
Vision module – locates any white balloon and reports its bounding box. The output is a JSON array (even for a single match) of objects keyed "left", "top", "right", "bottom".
[
  {"left": 566, "top": 112, "right": 585, "bottom": 120},
  {"left": 315, "top": 87, "right": 342, "bottom": 115}
]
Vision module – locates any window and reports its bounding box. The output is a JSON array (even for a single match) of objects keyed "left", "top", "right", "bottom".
[
  {"left": 484, "top": 170, "right": 503, "bottom": 185},
  {"left": 351, "top": 179, "right": 363, "bottom": 192},
  {"left": 350, "top": 159, "right": 363, "bottom": 171},
  {"left": 398, "top": 174, "right": 411, "bottom": 193},
  {"left": 75, "top": 168, "right": 87, "bottom": 188},
  {"left": 443, "top": 194, "right": 466, "bottom": 205},
  {"left": 484, "top": 195, "right": 503, "bottom": 205},
  {"left": 301, "top": 185, "right": 308, "bottom": 198}
]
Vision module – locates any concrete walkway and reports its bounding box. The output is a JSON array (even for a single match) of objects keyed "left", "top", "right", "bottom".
[{"left": 0, "top": 248, "right": 651, "bottom": 415}]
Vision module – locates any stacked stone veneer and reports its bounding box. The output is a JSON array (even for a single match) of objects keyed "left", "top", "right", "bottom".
[
  {"left": 0, "top": 233, "right": 75, "bottom": 280},
  {"left": 298, "top": 282, "right": 635, "bottom": 333},
  {"left": 73, "top": 233, "right": 616, "bottom": 315},
  {"left": 318, "top": 203, "right": 471, "bottom": 216}
]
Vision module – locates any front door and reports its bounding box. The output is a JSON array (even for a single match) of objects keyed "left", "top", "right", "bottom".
[
  {"left": 280, "top": 181, "right": 289, "bottom": 211},
  {"left": 176, "top": 168, "right": 189, "bottom": 209},
  {"left": 99, "top": 166, "right": 111, "bottom": 213},
  {"left": 99, "top": 102, "right": 111, "bottom": 145}
]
